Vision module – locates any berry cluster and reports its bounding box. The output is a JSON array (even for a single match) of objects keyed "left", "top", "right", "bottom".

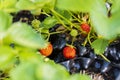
[{"left": 39, "top": 24, "right": 120, "bottom": 80}]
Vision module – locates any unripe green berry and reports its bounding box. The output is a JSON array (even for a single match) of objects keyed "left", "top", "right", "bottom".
[
  {"left": 32, "top": 19, "right": 40, "bottom": 29},
  {"left": 70, "top": 29, "right": 78, "bottom": 37}
]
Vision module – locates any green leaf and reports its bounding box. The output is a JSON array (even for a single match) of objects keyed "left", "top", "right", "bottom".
[
  {"left": 36, "top": 62, "right": 70, "bottom": 80},
  {"left": 111, "top": 0, "right": 120, "bottom": 14},
  {"left": 42, "top": 0, "right": 56, "bottom": 10},
  {"left": 0, "top": 46, "right": 16, "bottom": 70},
  {"left": 90, "top": 0, "right": 120, "bottom": 40},
  {"left": 110, "top": 8, "right": 120, "bottom": 36},
  {"left": 10, "top": 57, "right": 69, "bottom": 80},
  {"left": 40, "top": 16, "right": 58, "bottom": 29},
  {"left": 0, "top": 10, "right": 12, "bottom": 32},
  {"left": 16, "top": 0, "right": 36, "bottom": 10},
  {"left": 19, "top": 51, "right": 44, "bottom": 64},
  {"left": 7, "top": 22, "right": 47, "bottom": 49},
  {"left": 91, "top": 38, "right": 109, "bottom": 55},
  {"left": 90, "top": 0, "right": 109, "bottom": 39},
  {"left": 10, "top": 62, "right": 37, "bottom": 80},
  {"left": 56, "top": 0, "right": 100, "bottom": 12},
  {"left": 90, "top": 11, "right": 110, "bottom": 39},
  {"left": 16, "top": 0, "right": 56, "bottom": 14},
  {"left": 69, "top": 74, "right": 91, "bottom": 80},
  {"left": 0, "top": 0, "right": 17, "bottom": 13},
  {"left": 55, "top": 8, "right": 72, "bottom": 20}
]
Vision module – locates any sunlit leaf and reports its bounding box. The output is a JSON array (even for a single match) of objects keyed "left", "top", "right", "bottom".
[
  {"left": 56, "top": 0, "right": 105, "bottom": 12},
  {"left": 16, "top": 0, "right": 56, "bottom": 14},
  {"left": 10, "top": 58, "right": 69, "bottom": 80},
  {"left": 110, "top": 9, "right": 120, "bottom": 35},
  {"left": 0, "top": 10, "right": 12, "bottom": 32},
  {"left": 41, "top": 0, "right": 56, "bottom": 10},
  {"left": 19, "top": 51, "right": 44, "bottom": 64},
  {"left": 0, "top": 46, "right": 16, "bottom": 69},
  {"left": 16, "top": 0, "right": 36, "bottom": 10},
  {"left": 7, "top": 22, "right": 47, "bottom": 49},
  {"left": 111, "top": 0, "right": 120, "bottom": 14},
  {"left": 36, "top": 62, "right": 69, "bottom": 80},
  {"left": 90, "top": 12, "right": 111, "bottom": 39},
  {"left": 0, "top": 0, "right": 17, "bottom": 12},
  {"left": 90, "top": 0, "right": 110, "bottom": 39},
  {"left": 10, "top": 62, "right": 37, "bottom": 80}
]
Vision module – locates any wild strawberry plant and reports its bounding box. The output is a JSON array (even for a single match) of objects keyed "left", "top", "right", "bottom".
[{"left": 0, "top": 0, "right": 120, "bottom": 80}]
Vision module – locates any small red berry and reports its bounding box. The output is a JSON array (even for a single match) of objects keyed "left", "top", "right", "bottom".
[
  {"left": 39, "top": 43, "right": 53, "bottom": 56},
  {"left": 63, "top": 46, "right": 76, "bottom": 59},
  {"left": 80, "top": 23, "right": 90, "bottom": 33}
]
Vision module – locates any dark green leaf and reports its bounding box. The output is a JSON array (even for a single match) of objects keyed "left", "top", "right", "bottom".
[
  {"left": 91, "top": 38, "right": 109, "bottom": 55},
  {"left": 55, "top": 8, "right": 72, "bottom": 20},
  {"left": 40, "top": 16, "right": 58, "bottom": 29},
  {"left": 0, "top": 10, "right": 12, "bottom": 32},
  {"left": 7, "top": 22, "right": 47, "bottom": 49}
]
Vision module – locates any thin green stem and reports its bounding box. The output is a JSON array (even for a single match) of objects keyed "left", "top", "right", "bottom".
[
  {"left": 77, "top": 13, "right": 81, "bottom": 19},
  {"left": 46, "top": 33, "right": 50, "bottom": 41},
  {"left": 100, "top": 54, "right": 110, "bottom": 62},
  {"left": 87, "top": 33, "right": 92, "bottom": 45},
  {"left": 71, "top": 37, "right": 75, "bottom": 45},
  {"left": 83, "top": 37, "right": 87, "bottom": 46},
  {"left": 51, "top": 9, "right": 78, "bottom": 29},
  {"left": 67, "top": 11, "right": 82, "bottom": 23},
  {"left": 41, "top": 11, "right": 51, "bottom": 17},
  {"left": 52, "top": 11, "right": 71, "bottom": 30},
  {"left": 51, "top": 9, "right": 71, "bottom": 23},
  {"left": 87, "top": 27, "right": 92, "bottom": 45},
  {"left": 50, "top": 30, "right": 67, "bottom": 35},
  {"left": 82, "top": 33, "right": 92, "bottom": 46}
]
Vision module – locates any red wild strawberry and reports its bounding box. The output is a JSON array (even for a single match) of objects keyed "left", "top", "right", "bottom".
[
  {"left": 80, "top": 23, "right": 90, "bottom": 33},
  {"left": 63, "top": 46, "right": 76, "bottom": 59},
  {"left": 39, "top": 43, "right": 53, "bottom": 56}
]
